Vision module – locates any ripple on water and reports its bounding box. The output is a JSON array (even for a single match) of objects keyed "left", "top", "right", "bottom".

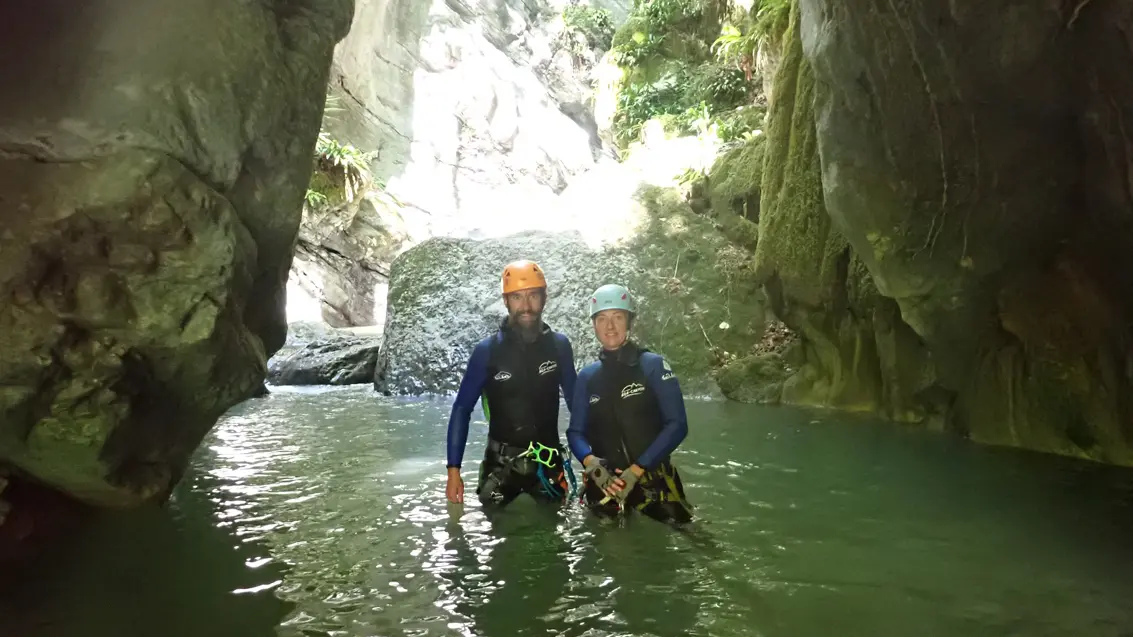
[{"left": 120, "top": 387, "right": 1133, "bottom": 637}]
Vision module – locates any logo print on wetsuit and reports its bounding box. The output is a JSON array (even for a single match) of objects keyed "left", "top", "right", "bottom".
[
  {"left": 620, "top": 383, "right": 645, "bottom": 399},
  {"left": 494, "top": 371, "right": 512, "bottom": 381},
  {"left": 537, "top": 360, "right": 558, "bottom": 376},
  {"left": 589, "top": 395, "right": 600, "bottom": 405}
]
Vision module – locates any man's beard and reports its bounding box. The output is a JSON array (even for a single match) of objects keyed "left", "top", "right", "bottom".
[{"left": 509, "top": 311, "right": 542, "bottom": 342}]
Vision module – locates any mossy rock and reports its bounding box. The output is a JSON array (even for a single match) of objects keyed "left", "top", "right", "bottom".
[
  {"left": 612, "top": 184, "right": 767, "bottom": 389},
  {"left": 658, "top": 32, "right": 711, "bottom": 63},
  {"left": 716, "top": 212, "right": 759, "bottom": 250},
  {"left": 611, "top": 16, "right": 650, "bottom": 49},
  {"left": 754, "top": 0, "right": 847, "bottom": 305},
  {"left": 708, "top": 134, "right": 767, "bottom": 221},
  {"left": 715, "top": 352, "right": 789, "bottom": 404}
]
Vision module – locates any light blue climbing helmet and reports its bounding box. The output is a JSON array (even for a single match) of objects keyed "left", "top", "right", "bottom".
[{"left": 587, "top": 284, "right": 636, "bottom": 319}]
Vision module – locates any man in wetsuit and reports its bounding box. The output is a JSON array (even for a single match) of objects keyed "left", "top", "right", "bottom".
[
  {"left": 444, "top": 260, "right": 578, "bottom": 507},
  {"left": 567, "top": 283, "right": 694, "bottom": 524}
]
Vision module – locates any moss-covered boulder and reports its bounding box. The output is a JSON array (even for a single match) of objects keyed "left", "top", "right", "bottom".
[
  {"left": 716, "top": 351, "right": 790, "bottom": 404},
  {"left": 0, "top": 0, "right": 354, "bottom": 508},
  {"left": 708, "top": 134, "right": 766, "bottom": 221},
  {"left": 374, "top": 185, "right": 765, "bottom": 396}
]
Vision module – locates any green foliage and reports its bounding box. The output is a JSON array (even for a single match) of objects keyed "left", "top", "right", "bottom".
[
  {"left": 710, "top": 0, "right": 792, "bottom": 70},
  {"left": 713, "top": 105, "right": 766, "bottom": 142},
  {"left": 305, "top": 95, "right": 379, "bottom": 209},
  {"left": 562, "top": 4, "right": 615, "bottom": 54},
  {"left": 637, "top": 0, "right": 704, "bottom": 28},
  {"left": 608, "top": 0, "right": 767, "bottom": 147},
  {"left": 612, "top": 70, "right": 690, "bottom": 144},
  {"left": 752, "top": 0, "right": 791, "bottom": 46},
  {"left": 711, "top": 23, "right": 757, "bottom": 67},
  {"left": 608, "top": 29, "right": 667, "bottom": 67},
  {"left": 695, "top": 64, "right": 749, "bottom": 107}
]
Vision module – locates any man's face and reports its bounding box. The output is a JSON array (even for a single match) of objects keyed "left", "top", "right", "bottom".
[
  {"left": 505, "top": 288, "right": 546, "bottom": 329},
  {"left": 593, "top": 309, "right": 629, "bottom": 350}
]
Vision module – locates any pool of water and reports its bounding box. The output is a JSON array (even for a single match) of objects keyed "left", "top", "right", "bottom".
[{"left": 5, "top": 384, "right": 1133, "bottom": 637}]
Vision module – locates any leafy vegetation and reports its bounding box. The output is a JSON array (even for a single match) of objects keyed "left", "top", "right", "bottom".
[
  {"left": 710, "top": 0, "right": 789, "bottom": 80},
  {"left": 305, "top": 94, "right": 378, "bottom": 209},
  {"left": 561, "top": 3, "right": 616, "bottom": 56},
  {"left": 605, "top": 0, "right": 792, "bottom": 148}
]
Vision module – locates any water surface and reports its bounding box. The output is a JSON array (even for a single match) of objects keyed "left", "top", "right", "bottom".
[{"left": 5, "top": 385, "right": 1133, "bottom": 637}]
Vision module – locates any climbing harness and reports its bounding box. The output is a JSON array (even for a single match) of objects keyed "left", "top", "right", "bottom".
[
  {"left": 584, "top": 462, "right": 692, "bottom": 515},
  {"left": 479, "top": 439, "right": 578, "bottom": 502},
  {"left": 519, "top": 441, "right": 578, "bottom": 499}
]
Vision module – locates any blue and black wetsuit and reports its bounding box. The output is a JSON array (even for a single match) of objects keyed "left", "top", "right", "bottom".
[
  {"left": 446, "top": 318, "right": 577, "bottom": 506},
  {"left": 566, "top": 341, "right": 693, "bottom": 523}
]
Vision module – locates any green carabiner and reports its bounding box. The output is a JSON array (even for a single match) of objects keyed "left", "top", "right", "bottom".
[{"left": 523, "top": 441, "right": 560, "bottom": 468}]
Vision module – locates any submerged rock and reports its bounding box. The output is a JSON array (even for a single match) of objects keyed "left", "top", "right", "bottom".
[{"left": 0, "top": 0, "right": 354, "bottom": 507}]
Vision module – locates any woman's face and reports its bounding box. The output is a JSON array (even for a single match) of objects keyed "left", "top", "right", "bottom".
[{"left": 593, "top": 309, "right": 629, "bottom": 350}]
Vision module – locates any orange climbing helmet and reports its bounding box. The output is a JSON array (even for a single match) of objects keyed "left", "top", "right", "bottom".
[{"left": 501, "top": 260, "right": 548, "bottom": 295}]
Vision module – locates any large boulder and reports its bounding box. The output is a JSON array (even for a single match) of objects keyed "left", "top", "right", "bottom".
[
  {"left": 752, "top": 0, "right": 1133, "bottom": 465},
  {"left": 0, "top": 0, "right": 354, "bottom": 507},
  {"left": 374, "top": 179, "right": 767, "bottom": 396},
  {"left": 268, "top": 337, "right": 382, "bottom": 386}
]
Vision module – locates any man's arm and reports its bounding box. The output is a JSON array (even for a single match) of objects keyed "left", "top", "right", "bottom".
[
  {"left": 635, "top": 354, "right": 689, "bottom": 470},
  {"left": 446, "top": 339, "right": 491, "bottom": 468},
  {"left": 554, "top": 333, "right": 578, "bottom": 414},
  {"left": 566, "top": 365, "right": 595, "bottom": 460}
]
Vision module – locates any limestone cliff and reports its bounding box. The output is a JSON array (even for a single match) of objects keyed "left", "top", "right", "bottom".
[
  {"left": 0, "top": 0, "right": 354, "bottom": 509},
  {"left": 326, "top": 0, "right": 630, "bottom": 239},
  {"left": 747, "top": 0, "right": 1133, "bottom": 466}
]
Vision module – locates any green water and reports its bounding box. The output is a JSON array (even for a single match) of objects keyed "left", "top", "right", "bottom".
[{"left": 5, "top": 385, "right": 1133, "bottom": 637}]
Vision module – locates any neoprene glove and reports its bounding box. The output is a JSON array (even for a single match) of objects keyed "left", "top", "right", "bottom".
[{"left": 615, "top": 469, "right": 639, "bottom": 504}]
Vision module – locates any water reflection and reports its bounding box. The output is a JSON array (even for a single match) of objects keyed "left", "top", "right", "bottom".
[
  {"left": 0, "top": 460, "right": 293, "bottom": 637},
  {"left": 6, "top": 385, "right": 1133, "bottom": 637}
]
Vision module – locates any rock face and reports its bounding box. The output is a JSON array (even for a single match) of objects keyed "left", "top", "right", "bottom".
[
  {"left": 0, "top": 0, "right": 354, "bottom": 507},
  {"left": 326, "top": 0, "right": 631, "bottom": 241},
  {"left": 374, "top": 175, "right": 767, "bottom": 397},
  {"left": 754, "top": 0, "right": 1133, "bottom": 465},
  {"left": 290, "top": 191, "right": 408, "bottom": 326}
]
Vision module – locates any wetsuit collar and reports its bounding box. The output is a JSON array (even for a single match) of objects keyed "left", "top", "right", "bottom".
[{"left": 598, "top": 339, "right": 646, "bottom": 366}]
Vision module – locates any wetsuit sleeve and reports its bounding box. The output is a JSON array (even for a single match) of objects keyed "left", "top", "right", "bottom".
[
  {"left": 566, "top": 365, "right": 595, "bottom": 460},
  {"left": 554, "top": 333, "right": 578, "bottom": 414},
  {"left": 636, "top": 354, "right": 689, "bottom": 470},
  {"left": 445, "top": 339, "right": 491, "bottom": 468}
]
